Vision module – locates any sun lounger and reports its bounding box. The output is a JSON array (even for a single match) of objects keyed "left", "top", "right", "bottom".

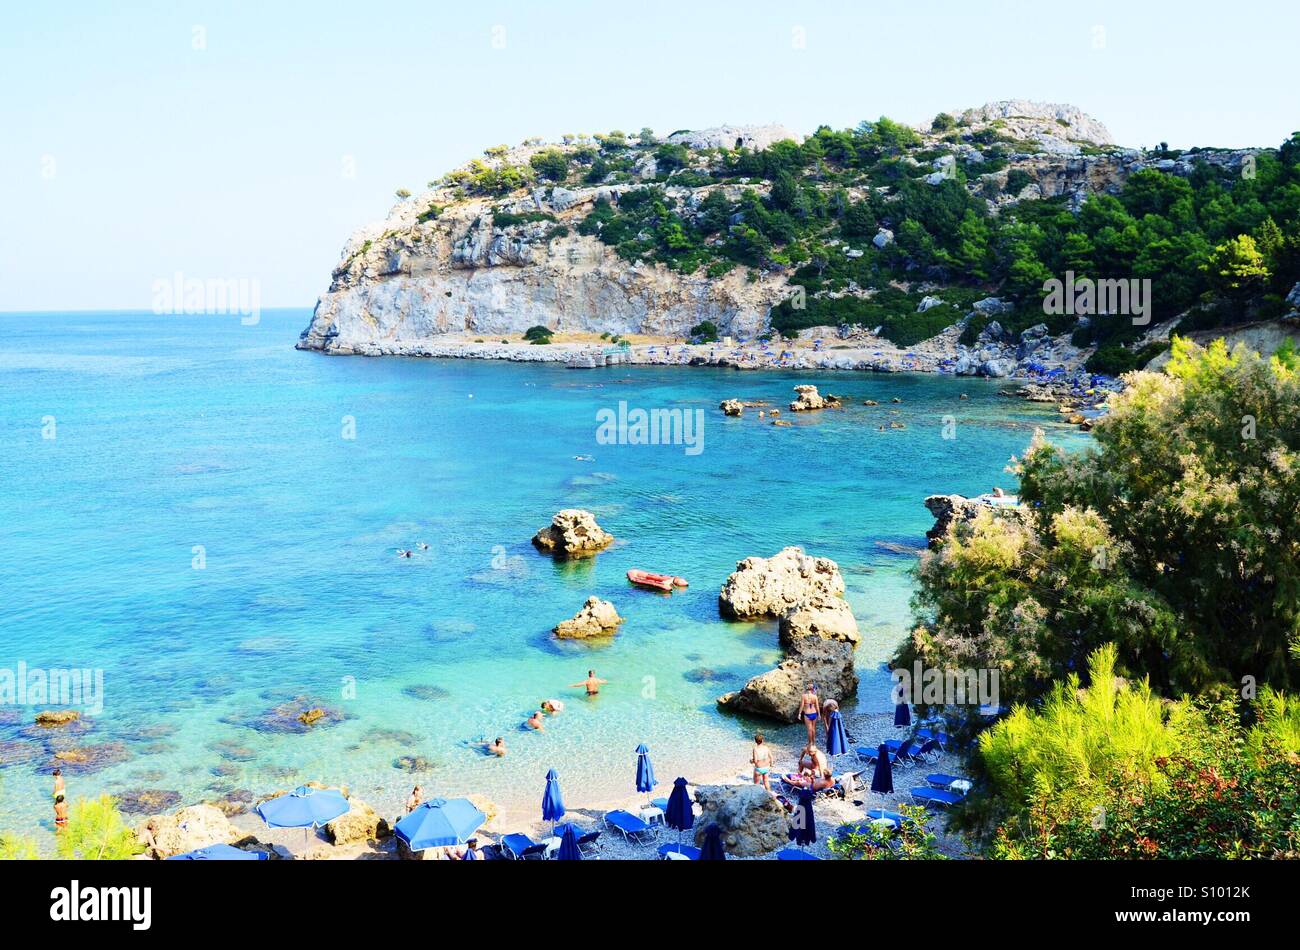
[
  {"left": 501, "top": 833, "right": 548, "bottom": 860},
  {"left": 604, "top": 809, "right": 655, "bottom": 842},
  {"left": 925, "top": 773, "right": 968, "bottom": 789},
  {"left": 657, "top": 843, "right": 700, "bottom": 860},
  {"left": 857, "top": 739, "right": 915, "bottom": 766},
  {"left": 776, "top": 848, "right": 821, "bottom": 860},
  {"left": 910, "top": 787, "right": 965, "bottom": 809}
]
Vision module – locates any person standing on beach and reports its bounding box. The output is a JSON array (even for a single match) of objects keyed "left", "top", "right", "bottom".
[
  {"left": 53, "top": 794, "right": 68, "bottom": 832},
  {"left": 799, "top": 684, "right": 820, "bottom": 745},
  {"left": 821, "top": 698, "right": 839, "bottom": 744},
  {"left": 570, "top": 670, "right": 607, "bottom": 696},
  {"left": 750, "top": 733, "right": 774, "bottom": 792}
]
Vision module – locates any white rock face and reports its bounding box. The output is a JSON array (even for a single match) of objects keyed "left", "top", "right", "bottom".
[
  {"left": 957, "top": 100, "right": 1114, "bottom": 150},
  {"left": 667, "top": 124, "right": 803, "bottom": 151}
]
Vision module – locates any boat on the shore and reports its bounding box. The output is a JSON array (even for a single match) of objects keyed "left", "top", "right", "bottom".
[{"left": 627, "top": 570, "right": 688, "bottom": 592}]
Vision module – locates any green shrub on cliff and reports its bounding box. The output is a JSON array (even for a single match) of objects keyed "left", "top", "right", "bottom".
[{"left": 55, "top": 795, "right": 143, "bottom": 860}]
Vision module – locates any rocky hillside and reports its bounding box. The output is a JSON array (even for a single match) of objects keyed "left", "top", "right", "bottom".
[{"left": 299, "top": 101, "right": 1298, "bottom": 376}]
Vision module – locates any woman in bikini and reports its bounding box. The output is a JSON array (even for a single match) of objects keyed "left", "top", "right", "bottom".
[
  {"left": 799, "top": 684, "right": 820, "bottom": 745},
  {"left": 750, "top": 733, "right": 774, "bottom": 792}
]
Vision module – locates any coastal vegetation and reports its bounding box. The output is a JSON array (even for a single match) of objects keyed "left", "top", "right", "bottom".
[{"left": 899, "top": 338, "right": 1300, "bottom": 857}]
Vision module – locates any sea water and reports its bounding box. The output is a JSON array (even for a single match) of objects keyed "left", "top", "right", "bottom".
[{"left": 0, "top": 309, "right": 1086, "bottom": 841}]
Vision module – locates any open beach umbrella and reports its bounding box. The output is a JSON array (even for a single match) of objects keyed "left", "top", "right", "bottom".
[
  {"left": 255, "top": 785, "right": 350, "bottom": 854},
  {"left": 635, "top": 743, "right": 657, "bottom": 798},
  {"left": 700, "top": 822, "right": 726, "bottom": 861},
  {"left": 894, "top": 702, "right": 912, "bottom": 727},
  {"left": 542, "top": 768, "right": 566, "bottom": 830},
  {"left": 556, "top": 822, "right": 582, "bottom": 861},
  {"left": 825, "top": 710, "right": 849, "bottom": 757},
  {"left": 394, "top": 798, "right": 486, "bottom": 852},
  {"left": 166, "top": 843, "right": 267, "bottom": 861},
  {"left": 788, "top": 786, "right": 817, "bottom": 848},
  {"left": 870, "top": 744, "right": 894, "bottom": 796}
]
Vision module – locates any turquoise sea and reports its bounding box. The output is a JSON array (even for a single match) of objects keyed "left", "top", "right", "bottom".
[{"left": 0, "top": 309, "right": 1086, "bottom": 842}]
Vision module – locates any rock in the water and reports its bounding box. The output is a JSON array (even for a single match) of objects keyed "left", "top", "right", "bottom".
[
  {"left": 553, "top": 596, "right": 624, "bottom": 639},
  {"left": 788, "top": 384, "right": 840, "bottom": 412},
  {"left": 531, "top": 509, "right": 614, "bottom": 557},
  {"left": 325, "top": 797, "right": 391, "bottom": 846},
  {"left": 692, "top": 784, "right": 790, "bottom": 856},
  {"left": 716, "top": 547, "right": 860, "bottom": 723},
  {"left": 720, "top": 399, "right": 744, "bottom": 417},
  {"left": 137, "top": 804, "right": 239, "bottom": 859},
  {"left": 34, "top": 710, "right": 80, "bottom": 727}
]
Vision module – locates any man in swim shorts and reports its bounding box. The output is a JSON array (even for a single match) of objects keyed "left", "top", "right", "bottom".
[
  {"left": 799, "top": 683, "right": 820, "bottom": 745},
  {"left": 569, "top": 670, "right": 607, "bottom": 696}
]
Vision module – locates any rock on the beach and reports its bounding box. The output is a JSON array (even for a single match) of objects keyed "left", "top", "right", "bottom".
[
  {"left": 137, "top": 804, "right": 240, "bottom": 859},
  {"left": 531, "top": 509, "right": 614, "bottom": 557},
  {"left": 553, "top": 596, "right": 624, "bottom": 639},
  {"left": 692, "top": 784, "right": 790, "bottom": 856},
  {"left": 717, "top": 637, "right": 858, "bottom": 722},
  {"left": 720, "top": 399, "right": 744, "bottom": 417},
  {"left": 325, "top": 797, "right": 391, "bottom": 846}
]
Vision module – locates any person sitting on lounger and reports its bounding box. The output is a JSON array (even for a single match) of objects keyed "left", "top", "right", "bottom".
[
  {"left": 795, "top": 743, "right": 835, "bottom": 791},
  {"left": 526, "top": 711, "right": 545, "bottom": 731}
]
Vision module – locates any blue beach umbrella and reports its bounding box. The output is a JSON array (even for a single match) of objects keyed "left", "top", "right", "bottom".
[
  {"left": 870, "top": 744, "right": 894, "bottom": 796},
  {"left": 664, "top": 777, "right": 694, "bottom": 834},
  {"left": 700, "top": 822, "right": 726, "bottom": 861},
  {"left": 255, "top": 785, "right": 350, "bottom": 853},
  {"left": 894, "top": 702, "right": 912, "bottom": 727},
  {"left": 166, "top": 843, "right": 267, "bottom": 861},
  {"left": 788, "top": 786, "right": 817, "bottom": 847},
  {"left": 542, "top": 768, "right": 566, "bottom": 829},
  {"left": 826, "top": 710, "right": 849, "bottom": 757},
  {"left": 635, "top": 743, "right": 657, "bottom": 797},
  {"left": 394, "top": 798, "right": 486, "bottom": 852},
  {"left": 556, "top": 822, "right": 582, "bottom": 861}
]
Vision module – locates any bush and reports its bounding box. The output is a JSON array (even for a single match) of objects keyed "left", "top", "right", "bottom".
[
  {"left": 56, "top": 796, "right": 143, "bottom": 860},
  {"left": 529, "top": 149, "right": 570, "bottom": 182},
  {"left": 690, "top": 320, "right": 719, "bottom": 343},
  {"left": 828, "top": 805, "right": 947, "bottom": 860},
  {"left": 523, "top": 325, "right": 554, "bottom": 344},
  {"left": 1004, "top": 169, "right": 1033, "bottom": 195}
]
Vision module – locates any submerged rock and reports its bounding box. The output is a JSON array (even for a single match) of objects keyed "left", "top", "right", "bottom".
[
  {"left": 531, "top": 509, "right": 614, "bottom": 558},
  {"left": 115, "top": 788, "right": 182, "bottom": 815},
  {"left": 34, "top": 710, "right": 81, "bottom": 728},
  {"left": 553, "top": 596, "right": 624, "bottom": 639}
]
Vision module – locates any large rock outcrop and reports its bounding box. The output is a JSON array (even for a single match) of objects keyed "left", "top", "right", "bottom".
[
  {"left": 692, "top": 784, "right": 790, "bottom": 856},
  {"left": 717, "top": 547, "right": 860, "bottom": 722},
  {"left": 553, "top": 596, "right": 623, "bottom": 639},
  {"left": 325, "top": 797, "right": 391, "bottom": 846},
  {"left": 531, "top": 509, "right": 614, "bottom": 558},
  {"left": 788, "top": 385, "right": 840, "bottom": 412},
  {"left": 924, "top": 494, "right": 1030, "bottom": 548},
  {"left": 136, "top": 804, "right": 240, "bottom": 859}
]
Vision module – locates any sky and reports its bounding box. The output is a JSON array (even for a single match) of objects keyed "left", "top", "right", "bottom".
[{"left": 2, "top": 0, "right": 1297, "bottom": 312}]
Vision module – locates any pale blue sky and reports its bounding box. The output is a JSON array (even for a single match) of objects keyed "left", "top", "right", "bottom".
[{"left": 2, "top": 0, "right": 1296, "bottom": 311}]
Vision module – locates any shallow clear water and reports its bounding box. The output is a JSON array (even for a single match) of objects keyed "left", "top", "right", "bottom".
[{"left": 0, "top": 309, "right": 1085, "bottom": 841}]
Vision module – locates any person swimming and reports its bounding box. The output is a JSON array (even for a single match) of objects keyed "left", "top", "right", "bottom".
[
  {"left": 525, "top": 711, "right": 545, "bottom": 731},
  {"left": 570, "top": 670, "right": 607, "bottom": 696},
  {"left": 416, "top": 542, "right": 429, "bottom": 551},
  {"left": 799, "top": 683, "right": 820, "bottom": 745},
  {"left": 486, "top": 737, "right": 506, "bottom": 756},
  {"left": 541, "top": 699, "right": 564, "bottom": 715},
  {"left": 396, "top": 549, "right": 412, "bottom": 558}
]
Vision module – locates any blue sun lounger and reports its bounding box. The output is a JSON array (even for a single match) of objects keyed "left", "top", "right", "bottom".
[
  {"left": 501, "top": 833, "right": 548, "bottom": 859},
  {"left": 858, "top": 739, "right": 915, "bottom": 765},
  {"left": 925, "top": 773, "right": 968, "bottom": 789},
  {"left": 776, "top": 848, "right": 821, "bottom": 860},
  {"left": 605, "top": 809, "right": 655, "bottom": 843},
  {"left": 911, "top": 787, "right": 964, "bottom": 809},
  {"left": 657, "top": 842, "right": 700, "bottom": 860}
]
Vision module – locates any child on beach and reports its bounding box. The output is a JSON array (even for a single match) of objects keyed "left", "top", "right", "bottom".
[
  {"left": 53, "top": 794, "right": 68, "bottom": 831},
  {"left": 750, "top": 733, "right": 774, "bottom": 792}
]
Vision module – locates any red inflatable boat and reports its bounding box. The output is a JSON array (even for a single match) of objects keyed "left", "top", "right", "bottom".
[{"left": 627, "top": 570, "right": 689, "bottom": 592}]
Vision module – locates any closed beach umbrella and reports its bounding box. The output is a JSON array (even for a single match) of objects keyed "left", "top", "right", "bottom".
[
  {"left": 826, "top": 710, "right": 849, "bottom": 756},
  {"left": 394, "top": 798, "right": 486, "bottom": 852},
  {"left": 788, "top": 786, "right": 817, "bottom": 847},
  {"left": 700, "top": 822, "right": 726, "bottom": 861},
  {"left": 664, "top": 777, "right": 694, "bottom": 834},
  {"left": 255, "top": 785, "right": 350, "bottom": 854},
  {"left": 166, "top": 843, "right": 267, "bottom": 861},
  {"left": 556, "top": 822, "right": 582, "bottom": 861},
  {"left": 894, "top": 702, "right": 911, "bottom": 727},
  {"left": 870, "top": 744, "right": 894, "bottom": 795},
  {"left": 635, "top": 743, "right": 657, "bottom": 796},
  {"left": 542, "top": 768, "right": 566, "bottom": 828}
]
